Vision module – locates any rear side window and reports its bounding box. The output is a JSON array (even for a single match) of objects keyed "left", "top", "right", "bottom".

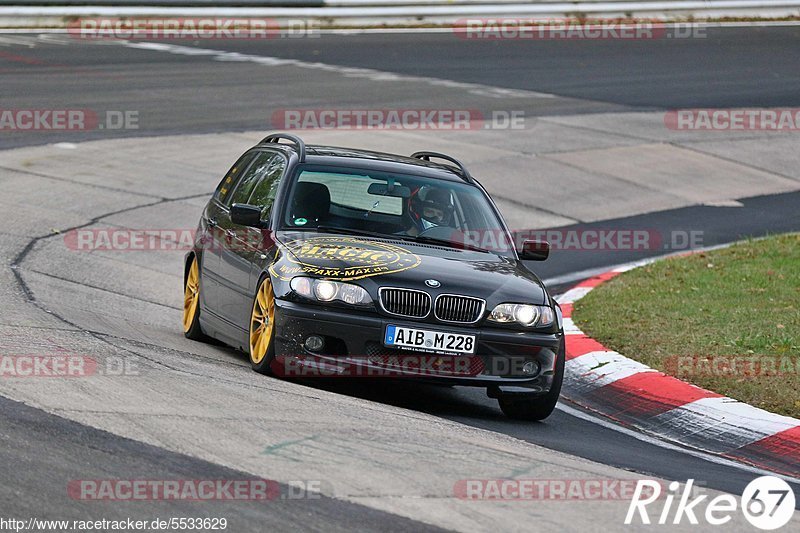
[
  {"left": 230, "top": 151, "right": 283, "bottom": 207},
  {"left": 247, "top": 154, "right": 287, "bottom": 213},
  {"left": 214, "top": 152, "right": 256, "bottom": 206}
]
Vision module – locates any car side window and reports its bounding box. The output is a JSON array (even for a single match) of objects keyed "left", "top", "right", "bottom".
[
  {"left": 229, "top": 151, "right": 282, "bottom": 208},
  {"left": 214, "top": 152, "right": 256, "bottom": 206},
  {"left": 247, "top": 154, "right": 287, "bottom": 216}
]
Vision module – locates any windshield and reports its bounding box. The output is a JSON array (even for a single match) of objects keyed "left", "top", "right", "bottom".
[{"left": 280, "top": 164, "right": 513, "bottom": 255}]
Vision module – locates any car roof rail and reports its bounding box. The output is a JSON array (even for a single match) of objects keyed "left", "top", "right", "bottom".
[
  {"left": 410, "top": 151, "right": 474, "bottom": 183},
  {"left": 259, "top": 133, "right": 306, "bottom": 162}
]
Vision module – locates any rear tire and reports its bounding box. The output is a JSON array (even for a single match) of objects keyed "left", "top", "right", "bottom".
[
  {"left": 498, "top": 342, "right": 565, "bottom": 421},
  {"left": 183, "top": 255, "right": 208, "bottom": 342}
]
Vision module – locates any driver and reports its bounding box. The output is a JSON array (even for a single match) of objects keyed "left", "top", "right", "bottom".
[{"left": 406, "top": 186, "right": 454, "bottom": 235}]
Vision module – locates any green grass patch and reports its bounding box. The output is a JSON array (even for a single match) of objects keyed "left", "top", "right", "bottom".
[{"left": 573, "top": 233, "right": 800, "bottom": 418}]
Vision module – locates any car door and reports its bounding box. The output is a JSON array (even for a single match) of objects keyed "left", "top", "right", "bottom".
[
  {"left": 201, "top": 150, "right": 258, "bottom": 320},
  {"left": 216, "top": 150, "right": 287, "bottom": 330}
]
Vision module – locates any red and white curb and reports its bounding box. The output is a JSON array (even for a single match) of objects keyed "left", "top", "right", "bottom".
[{"left": 557, "top": 266, "right": 800, "bottom": 478}]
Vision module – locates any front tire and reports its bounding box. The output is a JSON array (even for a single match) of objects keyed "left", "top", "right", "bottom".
[
  {"left": 249, "top": 276, "right": 276, "bottom": 375},
  {"left": 498, "top": 343, "right": 565, "bottom": 421}
]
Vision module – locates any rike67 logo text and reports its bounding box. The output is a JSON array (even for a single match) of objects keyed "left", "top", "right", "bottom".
[{"left": 626, "top": 477, "right": 795, "bottom": 530}]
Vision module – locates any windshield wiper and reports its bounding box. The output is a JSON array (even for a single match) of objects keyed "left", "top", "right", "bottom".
[
  {"left": 411, "top": 235, "right": 491, "bottom": 254},
  {"left": 315, "top": 225, "right": 394, "bottom": 240}
]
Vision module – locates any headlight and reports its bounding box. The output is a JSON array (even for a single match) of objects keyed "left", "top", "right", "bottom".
[
  {"left": 290, "top": 277, "right": 372, "bottom": 306},
  {"left": 314, "top": 280, "right": 337, "bottom": 301},
  {"left": 488, "top": 303, "right": 555, "bottom": 328}
]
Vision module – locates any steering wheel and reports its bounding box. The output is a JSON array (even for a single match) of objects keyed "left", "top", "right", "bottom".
[{"left": 417, "top": 225, "right": 464, "bottom": 241}]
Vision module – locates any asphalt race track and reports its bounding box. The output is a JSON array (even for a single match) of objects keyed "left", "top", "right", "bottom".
[
  {"left": 1, "top": 26, "right": 800, "bottom": 530},
  {"left": 3, "top": 26, "right": 800, "bottom": 149}
]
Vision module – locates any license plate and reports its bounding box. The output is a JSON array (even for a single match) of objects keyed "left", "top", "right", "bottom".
[{"left": 384, "top": 325, "right": 476, "bottom": 354}]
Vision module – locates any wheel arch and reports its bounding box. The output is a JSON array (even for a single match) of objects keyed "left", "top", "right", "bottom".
[{"left": 184, "top": 251, "right": 197, "bottom": 284}]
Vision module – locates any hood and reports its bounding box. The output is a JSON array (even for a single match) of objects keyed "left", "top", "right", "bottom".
[{"left": 271, "top": 231, "right": 547, "bottom": 305}]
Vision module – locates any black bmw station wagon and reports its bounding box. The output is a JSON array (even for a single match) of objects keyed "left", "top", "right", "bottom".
[{"left": 183, "top": 133, "right": 565, "bottom": 420}]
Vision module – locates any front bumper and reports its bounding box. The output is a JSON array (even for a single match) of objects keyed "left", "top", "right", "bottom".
[{"left": 272, "top": 298, "right": 563, "bottom": 395}]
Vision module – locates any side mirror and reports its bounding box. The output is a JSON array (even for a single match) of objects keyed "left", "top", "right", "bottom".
[
  {"left": 519, "top": 239, "right": 550, "bottom": 261},
  {"left": 230, "top": 204, "right": 265, "bottom": 227}
]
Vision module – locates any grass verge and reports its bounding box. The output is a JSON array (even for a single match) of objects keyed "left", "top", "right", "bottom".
[{"left": 573, "top": 233, "right": 800, "bottom": 418}]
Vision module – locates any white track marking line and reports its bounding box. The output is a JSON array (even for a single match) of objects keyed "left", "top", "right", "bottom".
[
  {"left": 643, "top": 397, "right": 800, "bottom": 452},
  {"left": 562, "top": 317, "right": 582, "bottom": 335},
  {"left": 555, "top": 286, "right": 593, "bottom": 305},
  {"left": 566, "top": 350, "right": 656, "bottom": 389},
  {"left": 35, "top": 33, "right": 75, "bottom": 45},
  {"left": 556, "top": 402, "right": 800, "bottom": 485},
  {"left": 118, "top": 40, "right": 556, "bottom": 99},
  {"left": 0, "top": 35, "right": 37, "bottom": 47}
]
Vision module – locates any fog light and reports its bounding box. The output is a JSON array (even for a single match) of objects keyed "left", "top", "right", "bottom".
[
  {"left": 304, "top": 335, "right": 324, "bottom": 352},
  {"left": 522, "top": 360, "right": 540, "bottom": 376}
]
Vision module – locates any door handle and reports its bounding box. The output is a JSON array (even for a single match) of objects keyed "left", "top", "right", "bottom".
[{"left": 207, "top": 217, "right": 217, "bottom": 228}]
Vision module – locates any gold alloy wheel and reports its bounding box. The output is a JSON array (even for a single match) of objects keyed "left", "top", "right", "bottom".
[
  {"left": 183, "top": 257, "right": 200, "bottom": 333},
  {"left": 250, "top": 279, "right": 275, "bottom": 365}
]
